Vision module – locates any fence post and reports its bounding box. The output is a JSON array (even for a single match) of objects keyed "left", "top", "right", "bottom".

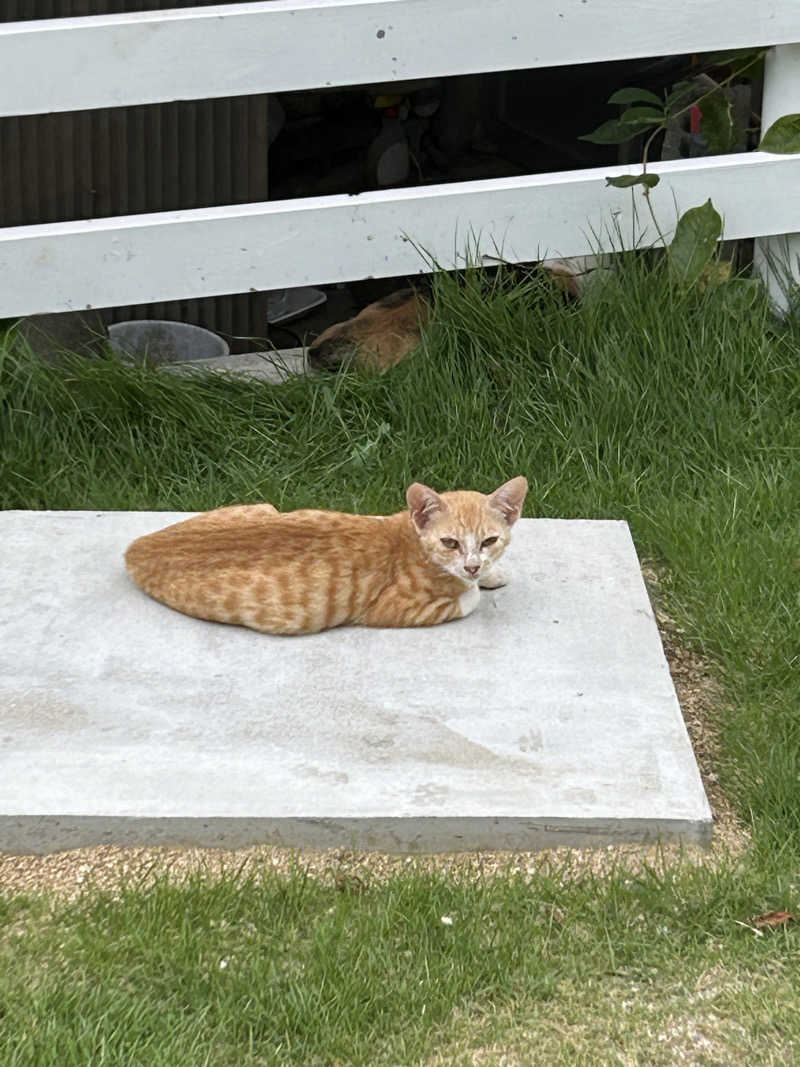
[{"left": 753, "top": 43, "right": 800, "bottom": 311}]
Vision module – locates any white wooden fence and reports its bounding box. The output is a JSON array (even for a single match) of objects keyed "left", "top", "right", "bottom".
[{"left": 1, "top": 0, "right": 800, "bottom": 319}]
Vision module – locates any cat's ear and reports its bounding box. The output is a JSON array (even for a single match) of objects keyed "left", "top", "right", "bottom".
[
  {"left": 488, "top": 476, "right": 528, "bottom": 526},
  {"left": 407, "top": 482, "right": 446, "bottom": 530}
]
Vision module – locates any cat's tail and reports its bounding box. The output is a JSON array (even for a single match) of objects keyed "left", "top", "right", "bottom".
[
  {"left": 124, "top": 531, "right": 222, "bottom": 620},
  {"left": 124, "top": 502, "right": 279, "bottom": 614},
  {"left": 125, "top": 536, "right": 167, "bottom": 605}
]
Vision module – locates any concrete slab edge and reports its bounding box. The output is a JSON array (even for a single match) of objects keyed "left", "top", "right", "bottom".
[{"left": 1, "top": 814, "right": 713, "bottom": 856}]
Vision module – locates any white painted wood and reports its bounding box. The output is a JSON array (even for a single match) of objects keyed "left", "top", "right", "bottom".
[
  {"left": 753, "top": 44, "right": 800, "bottom": 312},
  {"left": 2, "top": 153, "right": 799, "bottom": 318},
  {"left": 2, "top": 0, "right": 800, "bottom": 116}
]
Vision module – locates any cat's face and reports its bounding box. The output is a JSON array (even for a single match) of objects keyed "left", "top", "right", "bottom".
[{"left": 406, "top": 477, "right": 528, "bottom": 583}]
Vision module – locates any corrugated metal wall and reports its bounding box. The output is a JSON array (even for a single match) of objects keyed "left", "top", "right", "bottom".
[{"left": 0, "top": 1, "right": 271, "bottom": 350}]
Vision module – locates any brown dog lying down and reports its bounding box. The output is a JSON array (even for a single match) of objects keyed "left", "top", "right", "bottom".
[
  {"left": 307, "top": 257, "right": 603, "bottom": 374},
  {"left": 307, "top": 288, "right": 429, "bottom": 373}
]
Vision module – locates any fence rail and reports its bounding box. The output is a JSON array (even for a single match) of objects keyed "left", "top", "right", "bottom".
[
  {"left": 3, "top": 0, "right": 800, "bottom": 116},
  {"left": 1, "top": 0, "right": 799, "bottom": 319},
  {"left": 2, "top": 153, "right": 797, "bottom": 318}
]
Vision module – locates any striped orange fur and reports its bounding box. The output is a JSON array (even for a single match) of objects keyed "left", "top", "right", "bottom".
[{"left": 125, "top": 478, "right": 527, "bottom": 636}]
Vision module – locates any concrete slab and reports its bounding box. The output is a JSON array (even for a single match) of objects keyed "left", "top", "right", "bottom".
[
  {"left": 161, "top": 347, "right": 308, "bottom": 384},
  {"left": 0, "top": 512, "right": 712, "bottom": 854}
]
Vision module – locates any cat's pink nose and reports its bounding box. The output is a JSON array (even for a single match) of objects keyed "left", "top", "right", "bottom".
[{"left": 464, "top": 563, "right": 480, "bottom": 577}]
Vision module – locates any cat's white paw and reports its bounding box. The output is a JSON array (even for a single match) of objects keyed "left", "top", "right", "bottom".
[
  {"left": 458, "top": 584, "right": 481, "bottom": 618},
  {"left": 479, "top": 565, "right": 508, "bottom": 590}
]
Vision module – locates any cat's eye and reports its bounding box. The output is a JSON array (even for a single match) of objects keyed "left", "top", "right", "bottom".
[
  {"left": 440, "top": 537, "right": 460, "bottom": 550},
  {"left": 481, "top": 536, "right": 499, "bottom": 548}
]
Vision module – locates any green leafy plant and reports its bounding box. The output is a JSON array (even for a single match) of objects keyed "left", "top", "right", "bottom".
[
  {"left": 760, "top": 113, "right": 800, "bottom": 153},
  {"left": 580, "top": 50, "right": 766, "bottom": 156},
  {"left": 668, "top": 199, "right": 723, "bottom": 286},
  {"left": 581, "top": 49, "right": 800, "bottom": 285}
]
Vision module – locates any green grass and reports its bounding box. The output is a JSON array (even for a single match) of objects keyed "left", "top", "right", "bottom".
[
  {"left": 1, "top": 858, "right": 799, "bottom": 1064},
  {"left": 1, "top": 255, "right": 799, "bottom": 1063}
]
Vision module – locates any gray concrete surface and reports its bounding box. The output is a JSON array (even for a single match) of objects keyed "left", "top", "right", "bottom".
[
  {"left": 0, "top": 511, "right": 712, "bottom": 854},
  {"left": 162, "top": 347, "right": 307, "bottom": 383}
]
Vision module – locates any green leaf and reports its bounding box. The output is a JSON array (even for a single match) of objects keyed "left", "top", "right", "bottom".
[
  {"left": 669, "top": 200, "right": 723, "bottom": 286},
  {"left": 605, "top": 173, "right": 661, "bottom": 189},
  {"left": 579, "top": 120, "right": 639, "bottom": 144},
  {"left": 608, "top": 87, "right": 663, "bottom": 107},
  {"left": 580, "top": 112, "right": 663, "bottom": 144},
  {"left": 619, "top": 106, "right": 665, "bottom": 125},
  {"left": 698, "top": 90, "right": 737, "bottom": 155},
  {"left": 759, "top": 114, "right": 800, "bottom": 154},
  {"left": 665, "top": 80, "right": 698, "bottom": 111},
  {"left": 705, "top": 277, "right": 764, "bottom": 317},
  {"left": 704, "top": 48, "right": 763, "bottom": 68}
]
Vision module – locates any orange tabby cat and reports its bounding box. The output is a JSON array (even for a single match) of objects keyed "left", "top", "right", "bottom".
[{"left": 125, "top": 477, "right": 527, "bottom": 636}]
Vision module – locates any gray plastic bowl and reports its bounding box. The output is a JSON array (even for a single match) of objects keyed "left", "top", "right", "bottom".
[{"left": 108, "top": 320, "right": 229, "bottom": 365}]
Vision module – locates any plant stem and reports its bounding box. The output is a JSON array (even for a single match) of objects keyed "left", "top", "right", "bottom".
[
  {"left": 643, "top": 187, "right": 669, "bottom": 249},
  {"left": 668, "top": 51, "right": 766, "bottom": 125}
]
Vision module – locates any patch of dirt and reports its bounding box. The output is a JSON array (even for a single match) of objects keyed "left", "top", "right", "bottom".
[
  {"left": 640, "top": 561, "right": 746, "bottom": 859},
  {"left": 0, "top": 565, "right": 748, "bottom": 899}
]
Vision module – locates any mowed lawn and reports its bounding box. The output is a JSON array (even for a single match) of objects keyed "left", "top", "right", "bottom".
[{"left": 1, "top": 258, "right": 799, "bottom": 1064}]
